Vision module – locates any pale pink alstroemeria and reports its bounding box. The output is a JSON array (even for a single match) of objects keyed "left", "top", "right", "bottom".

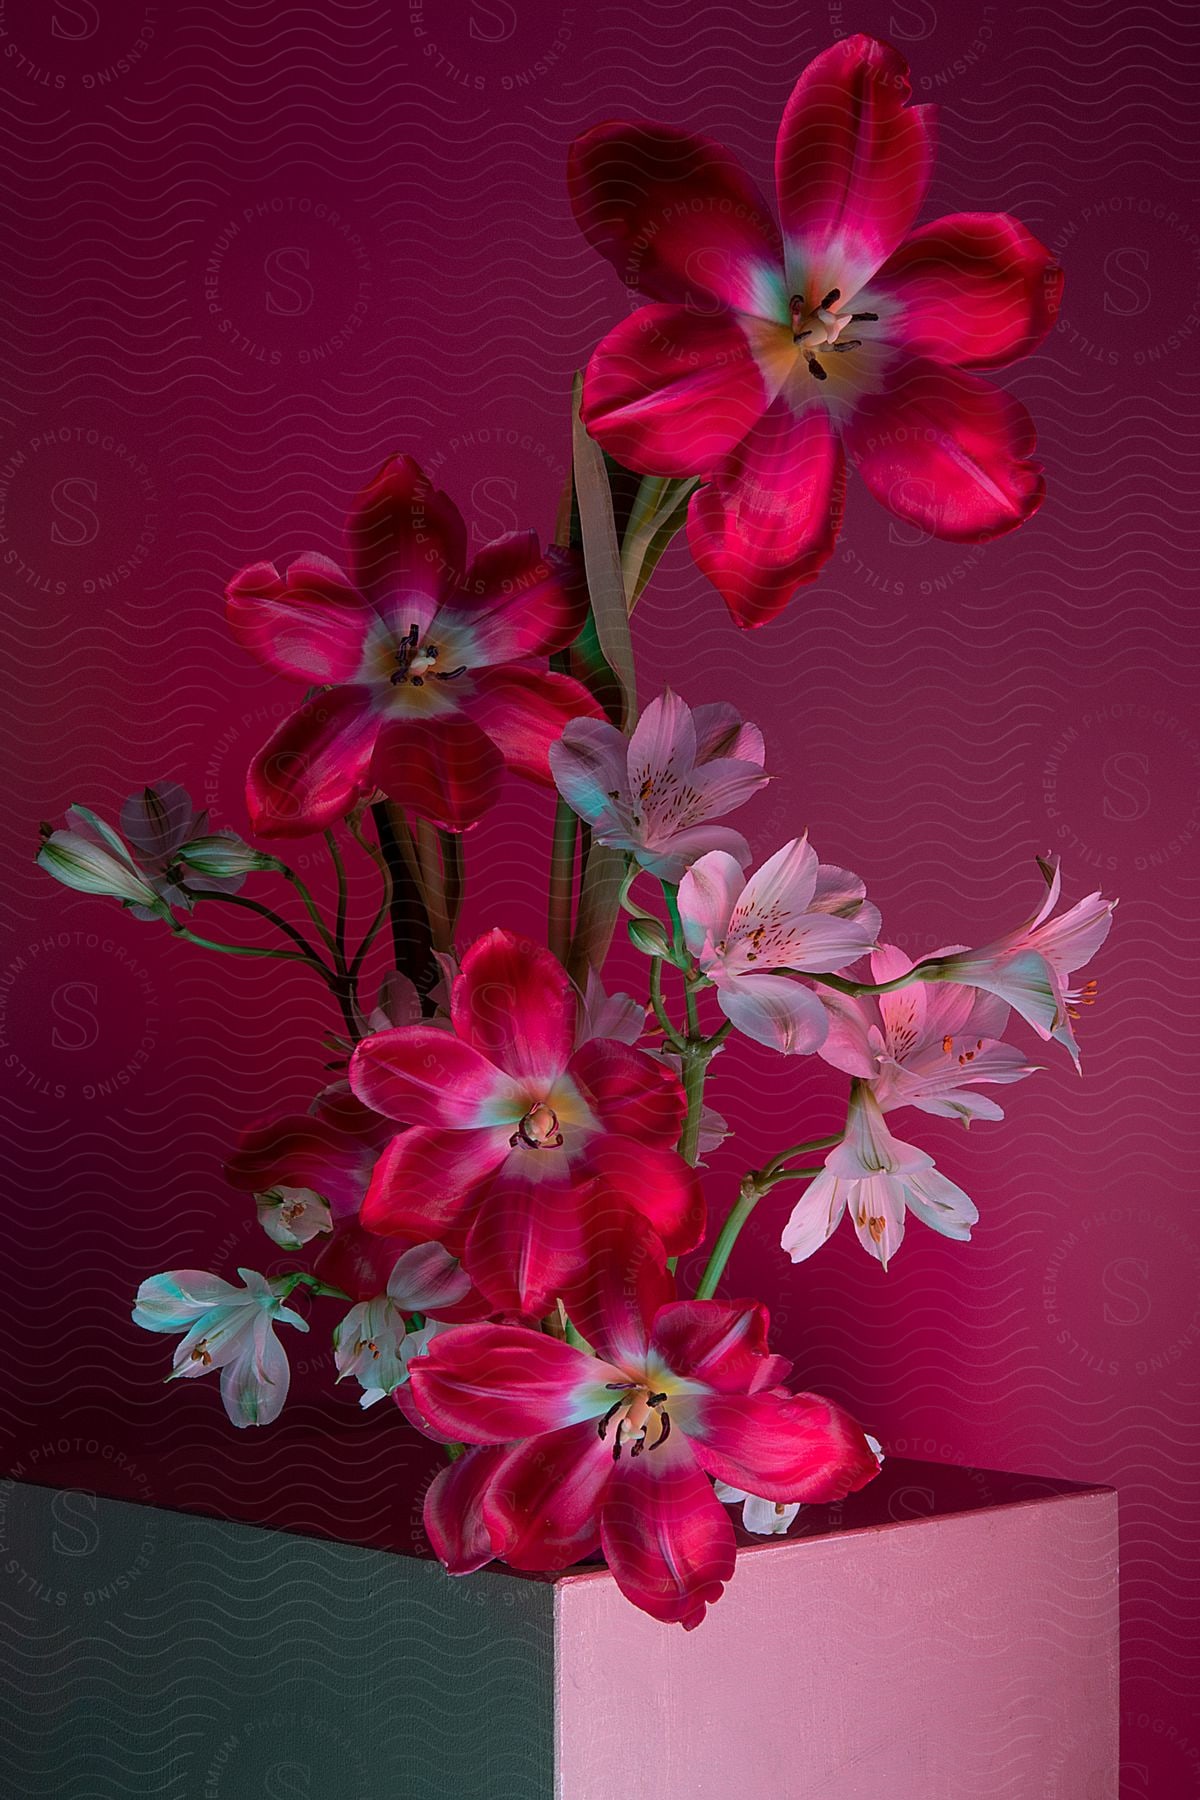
[
  {"left": 332, "top": 1241, "right": 473, "bottom": 1408},
  {"left": 781, "top": 1084, "right": 977, "bottom": 1270},
  {"left": 677, "top": 838, "right": 879, "bottom": 1053},
  {"left": 922, "top": 861, "right": 1115, "bottom": 1067},
  {"left": 548, "top": 689, "right": 768, "bottom": 882},
  {"left": 819, "top": 944, "right": 1036, "bottom": 1124}
]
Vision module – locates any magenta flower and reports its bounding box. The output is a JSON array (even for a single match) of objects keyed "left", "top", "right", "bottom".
[
  {"left": 549, "top": 689, "right": 768, "bottom": 881},
  {"left": 409, "top": 1224, "right": 879, "bottom": 1626},
  {"left": 818, "top": 944, "right": 1036, "bottom": 1124},
  {"left": 348, "top": 929, "right": 704, "bottom": 1315},
  {"left": 677, "top": 839, "right": 879, "bottom": 1053},
  {"left": 780, "top": 1083, "right": 978, "bottom": 1270},
  {"left": 569, "top": 35, "right": 1063, "bottom": 627},
  {"left": 226, "top": 456, "right": 602, "bottom": 835},
  {"left": 923, "top": 861, "right": 1115, "bottom": 1067}
]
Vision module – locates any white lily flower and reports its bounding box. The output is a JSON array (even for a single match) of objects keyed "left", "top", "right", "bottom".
[{"left": 132, "top": 1267, "right": 309, "bottom": 1427}]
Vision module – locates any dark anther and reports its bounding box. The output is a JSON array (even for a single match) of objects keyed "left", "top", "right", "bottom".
[
  {"left": 792, "top": 328, "right": 812, "bottom": 344},
  {"left": 787, "top": 293, "right": 805, "bottom": 314},
  {"left": 404, "top": 622, "right": 419, "bottom": 648},
  {"left": 389, "top": 670, "right": 406, "bottom": 685},
  {"left": 807, "top": 358, "right": 828, "bottom": 381},
  {"left": 410, "top": 676, "right": 424, "bottom": 687},
  {"left": 597, "top": 1400, "right": 625, "bottom": 1440},
  {"left": 648, "top": 1393, "right": 667, "bottom": 1405},
  {"left": 820, "top": 288, "right": 841, "bottom": 309},
  {"left": 605, "top": 1381, "right": 636, "bottom": 1391},
  {"left": 656, "top": 1412, "right": 671, "bottom": 1448},
  {"left": 850, "top": 311, "right": 878, "bottom": 322},
  {"left": 630, "top": 1439, "right": 645, "bottom": 1459},
  {"left": 828, "top": 339, "right": 862, "bottom": 353},
  {"left": 612, "top": 1439, "right": 623, "bottom": 1463},
  {"left": 433, "top": 665, "right": 468, "bottom": 682}
]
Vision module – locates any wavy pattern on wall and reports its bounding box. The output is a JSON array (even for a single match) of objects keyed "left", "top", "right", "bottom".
[{"left": 1, "top": 2, "right": 1197, "bottom": 1793}]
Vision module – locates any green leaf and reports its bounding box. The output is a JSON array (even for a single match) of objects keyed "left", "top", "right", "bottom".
[{"left": 571, "top": 371, "right": 637, "bottom": 731}]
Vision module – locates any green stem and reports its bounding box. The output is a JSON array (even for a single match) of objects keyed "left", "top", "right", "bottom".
[
  {"left": 693, "top": 1166, "right": 822, "bottom": 1300},
  {"left": 168, "top": 922, "right": 325, "bottom": 967},
  {"left": 807, "top": 968, "right": 923, "bottom": 997},
  {"left": 677, "top": 1045, "right": 709, "bottom": 1168},
  {"left": 347, "top": 812, "right": 394, "bottom": 986},
  {"left": 649, "top": 957, "right": 685, "bottom": 1051},
  {"left": 548, "top": 797, "right": 578, "bottom": 965},
  {"left": 762, "top": 1133, "right": 843, "bottom": 1178},
  {"left": 188, "top": 889, "right": 326, "bottom": 965},
  {"left": 325, "top": 830, "right": 350, "bottom": 971},
  {"left": 281, "top": 867, "right": 339, "bottom": 960}
]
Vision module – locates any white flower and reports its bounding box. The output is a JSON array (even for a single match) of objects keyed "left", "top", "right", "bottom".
[
  {"left": 132, "top": 1267, "right": 309, "bottom": 1427},
  {"left": 256, "top": 1186, "right": 333, "bottom": 1250},
  {"left": 332, "top": 1242, "right": 470, "bottom": 1408}
]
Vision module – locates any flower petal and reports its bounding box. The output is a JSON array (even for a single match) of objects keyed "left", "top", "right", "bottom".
[
  {"left": 846, "top": 1172, "right": 909, "bottom": 1268},
  {"left": 464, "top": 666, "right": 603, "bottom": 782},
  {"left": 119, "top": 781, "right": 199, "bottom": 861},
  {"left": 650, "top": 1300, "right": 791, "bottom": 1394},
  {"left": 462, "top": 1159, "right": 591, "bottom": 1317},
  {"left": 680, "top": 1388, "right": 882, "bottom": 1502},
  {"left": 370, "top": 714, "right": 504, "bottom": 833},
  {"left": 407, "top": 1322, "right": 611, "bottom": 1442},
  {"left": 687, "top": 399, "right": 846, "bottom": 628},
  {"left": 601, "top": 1431, "right": 735, "bottom": 1629},
  {"left": 583, "top": 304, "right": 772, "bottom": 477},
  {"left": 569, "top": 121, "right": 784, "bottom": 314},
  {"left": 246, "top": 687, "right": 379, "bottom": 837},
  {"left": 903, "top": 1166, "right": 979, "bottom": 1240},
  {"left": 345, "top": 455, "right": 466, "bottom": 635},
  {"left": 567, "top": 1038, "right": 686, "bottom": 1145},
  {"left": 482, "top": 1422, "right": 610, "bottom": 1570},
  {"left": 560, "top": 1214, "right": 673, "bottom": 1371},
  {"left": 350, "top": 1024, "right": 522, "bottom": 1129},
  {"left": 844, "top": 358, "right": 1046, "bottom": 542},
  {"left": 225, "top": 553, "right": 370, "bottom": 683},
  {"left": 453, "top": 929, "right": 577, "bottom": 1086},
  {"left": 423, "top": 1443, "right": 516, "bottom": 1574},
  {"left": 132, "top": 1270, "right": 241, "bottom": 1331},
  {"left": 583, "top": 1139, "right": 706, "bottom": 1258},
  {"left": 775, "top": 34, "right": 936, "bottom": 304},
  {"left": 779, "top": 1169, "right": 849, "bottom": 1264},
  {"left": 713, "top": 970, "right": 829, "bottom": 1054},
  {"left": 548, "top": 715, "right": 629, "bottom": 831},
  {"left": 446, "top": 541, "right": 589, "bottom": 661},
  {"left": 386, "top": 1241, "right": 474, "bottom": 1315},
  {"left": 677, "top": 850, "right": 745, "bottom": 957},
  {"left": 358, "top": 1127, "right": 513, "bottom": 1245},
  {"left": 690, "top": 701, "right": 766, "bottom": 767},
  {"left": 218, "top": 1311, "right": 291, "bottom": 1428},
  {"left": 872, "top": 213, "right": 1064, "bottom": 370}
]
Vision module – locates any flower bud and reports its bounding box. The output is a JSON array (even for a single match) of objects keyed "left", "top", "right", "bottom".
[
  {"left": 626, "top": 915, "right": 672, "bottom": 958},
  {"left": 37, "top": 829, "right": 161, "bottom": 910},
  {"left": 177, "top": 835, "right": 282, "bottom": 878}
]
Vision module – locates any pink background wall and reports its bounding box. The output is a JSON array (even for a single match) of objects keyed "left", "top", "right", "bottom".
[{"left": 2, "top": 2, "right": 1197, "bottom": 1792}]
